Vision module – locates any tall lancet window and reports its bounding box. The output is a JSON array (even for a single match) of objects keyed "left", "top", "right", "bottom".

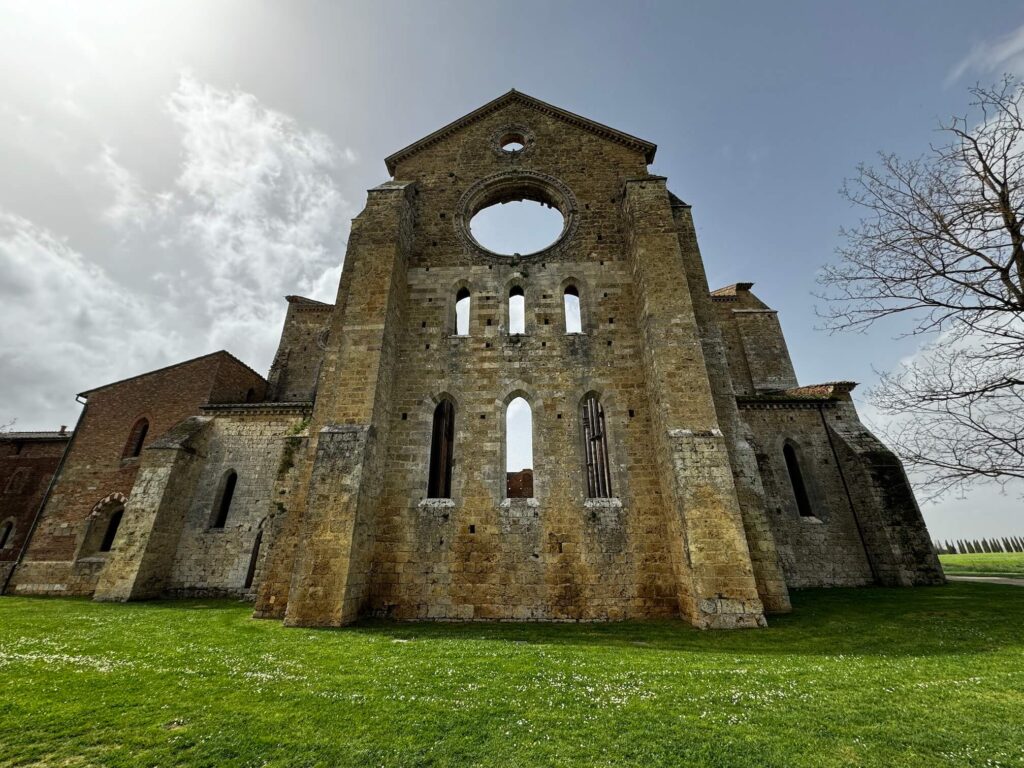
[
  {"left": 455, "top": 287, "right": 471, "bottom": 336},
  {"left": 508, "top": 286, "right": 525, "bottom": 335},
  {"left": 428, "top": 399, "right": 455, "bottom": 498},
  {"left": 783, "top": 443, "right": 814, "bottom": 518},
  {"left": 506, "top": 397, "right": 534, "bottom": 498},
  {"left": 563, "top": 285, "right": 582, "bottom": 333},
  {"left": 582, "top": 393, "right": 612, "bottom": 498}
]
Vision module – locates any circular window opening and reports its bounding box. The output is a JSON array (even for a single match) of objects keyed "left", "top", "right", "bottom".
[
  {"left": 470, "top": 200, "right": 565, "bottom": 256},
  {"left": 500, "top": 133, "right": 526, "bottom": 153}
]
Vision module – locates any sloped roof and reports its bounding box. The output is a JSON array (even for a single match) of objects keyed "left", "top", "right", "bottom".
[
  {"left": 1, "top": 430, "right": 72, "bottom": 441},
  {"left": 385, "top": 89, "right": 657, "bottom": 175},
  {"left": 78, "top": 351, "right": 264, "bottom": 398},
  {"left": 710, "top": 283, "right": 756, "bottom": 297},
  {"left": 739, "top": 382, "right": 858, "bottom": 404},
  {"left": 285, "top": 295, "right": 332, "bottom": 308}
]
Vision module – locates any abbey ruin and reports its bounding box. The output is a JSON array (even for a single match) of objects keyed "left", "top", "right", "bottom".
[{"left": 0, "top": 91, "right": 944, "bottom": 628}]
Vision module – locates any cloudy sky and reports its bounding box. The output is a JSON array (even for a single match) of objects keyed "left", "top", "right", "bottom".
[{"left": 1, "top": 0, "right": 1023, "bottom": 539}]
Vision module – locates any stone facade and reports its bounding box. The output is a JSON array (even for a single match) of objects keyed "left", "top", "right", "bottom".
[{"left": 4, "top": 91, "right": 944, "bottom": 627}]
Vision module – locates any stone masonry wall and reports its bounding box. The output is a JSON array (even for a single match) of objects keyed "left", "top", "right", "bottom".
[
  {"left": 711, "top": 286, "right": 797, "bottom": 395},
  {"left": 740, "top": 401, "right": 875, "bottom": 588},
  {"left": 165, "top": 407, "right": 309, "bottom": 598},
  {"left": 824, "top": 402, "right": 945, "bottom": 586},
  {"left": 266, "top": 297, "right": 332, "bottom": 403}
]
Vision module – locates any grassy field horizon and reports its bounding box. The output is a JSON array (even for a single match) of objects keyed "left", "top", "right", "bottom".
[
  {"left": 1, "top": 584, "right": 1022, "bottom": 767},
  {"left": 939, "top": 551, "right": 1024, "bottom": 577}
]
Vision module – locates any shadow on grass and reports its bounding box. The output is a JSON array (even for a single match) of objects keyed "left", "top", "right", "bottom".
[
  {"left": 4, "top": 582, "right": 1021, "bottom": 660},
  {"left": 323, "top": 582, "right": 1024, "bottom": 659}
]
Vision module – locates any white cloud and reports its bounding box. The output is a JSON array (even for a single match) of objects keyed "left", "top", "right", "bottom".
[
  {"left": 947, "top": 23, "right": 1024, "bottom": 84},
  {"left": 91, "top": 144, "right": 171, "bottom": 231},
  {"left": 0, "top": 73, "right": 356, "bottom": 429},
  {"left": 0, "top": 210, "right": 185, "bottom": 427},
  {"left": 159, "top": 73, "right": 355, "bottom": 363}
]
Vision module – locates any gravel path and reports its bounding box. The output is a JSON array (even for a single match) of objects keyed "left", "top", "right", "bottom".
[{"left": 946, "top": 575, "right": 1024, "bottom": 587}]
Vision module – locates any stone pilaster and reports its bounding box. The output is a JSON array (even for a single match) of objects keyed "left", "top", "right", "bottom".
[
  {"left": 669, "top": 198, "right": 791, "bottom": 614},
  {"left": 93, "top": 417, "right": 212, "bottom": 601},
  {"left": 623, "top": 177, "right": 766, "bottom": 628},
  {"left": 280, "top": 182, "right": 415, "bottom": 627},
  {"left": 825, "top": 404, "right": 945, "bottom": 586}
]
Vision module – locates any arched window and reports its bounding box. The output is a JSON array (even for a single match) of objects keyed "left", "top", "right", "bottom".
[
  {"left": 211, "top": 470, "right": 238, "bottom": 528},
  {"left": 508, "top": 286, "right": 525, "bottom": 335},
  {"left": 99, "top": 508, "right": 123, "bottom": 552},
  {"left": 783, "top": 443, "right": 814, "bottom": 518},
  {"left": 506, "top": 397, "right": 534, "bottom": 498},
  {"left": 582, "top": 394, "right": 612, "bottom": 498},
  {"left": 244, "top": 529, "right": 263, "bottom": 589},
  {"left": 563, "top": 285, "right": 582, "bottom": 334},
  {"left": 0, "top": 520, "right": 14, "bottom": 549},
  {"left": 245, "top": 388, "right": 256, "bottom": 403},
  {"left": 123, "top": 418, "right": 149, "bottom": 458},
  {"left": 427, "top": 400, "right": 455, "bottom": 498},
  {"left": 455, "top": 287, "right": 471, "bottom": 336},
  {"left": 4, "top": 468, "right": 28, "bottom": 494}
]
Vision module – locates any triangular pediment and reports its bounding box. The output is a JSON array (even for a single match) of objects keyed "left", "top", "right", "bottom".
[{"left": 385, "top": 90, "right": 657, "bottom": 175}]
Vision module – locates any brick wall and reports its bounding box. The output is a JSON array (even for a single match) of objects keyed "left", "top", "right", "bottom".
[
  {"left": 0, "top": 432, "right": 70, "bottom": 584},
  {"left": 9, "top": 352, "right": 264, "bottom": 596}
]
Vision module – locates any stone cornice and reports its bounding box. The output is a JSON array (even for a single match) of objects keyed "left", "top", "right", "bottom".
[
  {"left": 200, "top": 402, "right": 313, "bottom": 416},
  {"left": 385, "top": 90, "right": 657, "bottom": 175}
]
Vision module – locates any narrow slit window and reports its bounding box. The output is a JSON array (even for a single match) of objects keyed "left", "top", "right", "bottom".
[
  {"left": 455, "top": 288, "right": 471, "bottom": 335},
  {"left": 582, "top": 394, "right": 613, "bottom": 498},
  {"left": 783, "top": 443, "right": 814, "bottom": 517},
  {"left": 211, "top": 470, "right": 238, "bottom": 528},
  {"left": 123, "top": 418, "right": 149, "bottom": 458},
  {"left": 563, "top": 286, "right": 582, "bottom": 333},
  {"left": 244, "top": 530, "right": 263, "bottom": 589},
  {"left": 99, "top": 508, "right": 124, "bottom": 552},
  {"left": 0, "top": 520, "right": 13, "bottom": 549},
  {"left": 427, "top": 400, "right": 455, "bottom": 498},
  {"left": 509, "top": 286, "right": 525, "bottom": 335},
  {"left": 506, "top": 397, "right": 534, "bottom": 498}
]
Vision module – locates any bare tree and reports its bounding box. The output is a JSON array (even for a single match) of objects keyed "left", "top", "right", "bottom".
[{"left": 819, "top": 76, "right": 1024, "bottom": 496}]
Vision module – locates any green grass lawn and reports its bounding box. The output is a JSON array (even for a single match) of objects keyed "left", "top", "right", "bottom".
[
  {"left": 1, "top": 584, "right": 1023, "bottom": 768},
  {"left": 939, "top": 551, "right": 1024, "bottom": 577}
]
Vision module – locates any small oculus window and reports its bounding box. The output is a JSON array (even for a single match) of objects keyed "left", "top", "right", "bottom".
[{"left": 499, "top": 133, "right": 526, "bottom": 153}]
